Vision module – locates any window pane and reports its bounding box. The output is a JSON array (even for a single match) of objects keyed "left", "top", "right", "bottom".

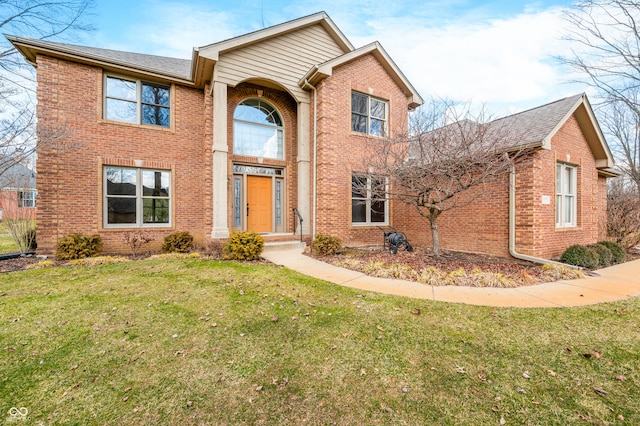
[
  {"left": 352, "top": 175, "right": 367, "bottom": 198},
  {"left": 106, "top": 77, "right": 136, "bottom": 100},
  {"left": 371, "top": 200, "right": 386, "bottom": 223},
  {"left": 556, "top": 164, "right": 562, "bottom": 194},
  {"left": 106, "top": 168, "right": 137, "bottom": 195},
  {"left": 351, "top": 92, "right": 367, "bottom": 114},
  {"left": 142, "top": 84, "right": 169, "bottom": 106},
  {"left": 143, "top": 198, "right": 169, "bottom": 224},
  {"left": 107, "top": 198, "right": 137, "bottom": 224},
  {"left": 565, "top": 196, "right": 573, "bottom": 225},
  {"left": 233, "top": 121, "right": 283, "bottom": 159},
  {"left": 370, "top": 99, "right": 386, "bottom": 119},
  {"left": 556, "top": 195, "right": 562, "bottom": 225},
  {"left": 142, "top": 105, "right": 169, "bottom": 126},
  {"left": 106, "top": 98, "right": 137, "bottom": 123},
  {"left": 564, "top": 167, "right": 573, "bottom": 195},
  {"left": 370, "top": 118, "right": 385, "bottom": 137},
  {"left": 351, "top": 114, "right": 367, "bottom": 133},
  {"left": 234, "top": 100, "right": 282, "bottom": 126},
  {"left": 142, "top": 171, "right": 170, "bottom": 197},
  {"left": 352, "top": 200, "right": 366, "bottom": 223}
]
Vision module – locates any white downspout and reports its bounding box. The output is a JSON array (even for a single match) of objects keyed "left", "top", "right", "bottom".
[
  {"left": 302, "top": 79, "right": 318, "bottom": 238},
  {"left": 509, "top": 165, "right": 580, "bottom": 268}
]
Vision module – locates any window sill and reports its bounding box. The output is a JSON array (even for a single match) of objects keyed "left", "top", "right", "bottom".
[
  {"left": 99, "top": 119, "right": 174, "bottom": 133},
  {"left": 352, "top": 223, "right": 389, "bottom": 228},
  {"left": 555, "top": 225, "right": 581, "bottom": 231},
  {"left": 350, "top": 131, "right": 389, "bottom": 140},
  {"left": 101, "top": 225, "right": 173, "bottom": 231}
]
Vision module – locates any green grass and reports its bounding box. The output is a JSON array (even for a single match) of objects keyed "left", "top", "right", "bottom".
[
  {"left": 0, "top": 222, "right": 19, "bottom": 254},
  {"left": 1, "top": 258, "right": 639, "bottom": 424}
]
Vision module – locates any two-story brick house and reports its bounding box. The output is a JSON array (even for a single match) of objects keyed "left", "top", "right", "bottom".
[{"left": 7, "top": 12, "right": 615, "bottom": 259}]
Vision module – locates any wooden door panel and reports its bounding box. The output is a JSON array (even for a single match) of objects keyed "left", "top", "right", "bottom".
[{"left": 247, "top": 176, "right": 272, "bottom": 233}]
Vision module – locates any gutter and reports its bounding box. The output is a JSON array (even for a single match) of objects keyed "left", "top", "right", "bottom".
[
  {"left": 301, "top": 79, "right": 318, "bottom": 238},
  {"left": 509, "top": 165, "right": 580, "bottom": 269}
]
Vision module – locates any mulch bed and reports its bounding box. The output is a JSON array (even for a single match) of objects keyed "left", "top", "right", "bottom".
[
  {"left": 0, "top": 255, "right": 43, "bottom": 273},
  {"left": 316, "top": 245, "right": 546, "bottom": 279}
]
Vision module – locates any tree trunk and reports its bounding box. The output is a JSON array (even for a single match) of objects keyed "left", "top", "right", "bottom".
[{"left": 428, "top": 209, "right": 442, "bottom": 256}]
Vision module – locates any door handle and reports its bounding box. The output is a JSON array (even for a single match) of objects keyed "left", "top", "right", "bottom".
[{"left": 247, "top": 203, "right": 249, "bottom": 216}]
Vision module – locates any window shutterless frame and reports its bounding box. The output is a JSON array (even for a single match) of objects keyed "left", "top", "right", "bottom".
[
  {"left": 104, "top": 75, "right": 171, "bottom": 127},
  {"left": 103, "top": 166, "right": 171, "bottom": 228},
  {"left": 556, "top": 162, "right": 577, "bottom": 228},
  {"left": 351, "top": 173, "right": 389, "bottom": 226},
  {"left": 351, "top": 91, "right": 388, "bottom": 137}
]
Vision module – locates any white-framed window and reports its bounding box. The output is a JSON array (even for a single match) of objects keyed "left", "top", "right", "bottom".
[
  {"left": 556, "top": 162, "right": 577, "bottom": 228},
  {"left": 352, "top": 173, "right": 388, "bottom": 225},
  {"left": 351, "top": 91, "right": 388, "bottom": 137},
  {"left": 233, "top": 99, "right": 284, "bottom": 160},
  {"left": 104, "top": 75, "right": 170, "bottom": 127},
  {"left": 18, "top": 190, "right": 37, "bottom": 208},
  {"left": 104, "top": 166, "right": 171, "bottom": 227}
]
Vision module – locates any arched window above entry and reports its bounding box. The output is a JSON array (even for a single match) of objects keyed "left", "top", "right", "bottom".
[{"left": 233, "top": 99, "right": 284, "bottom": 160}]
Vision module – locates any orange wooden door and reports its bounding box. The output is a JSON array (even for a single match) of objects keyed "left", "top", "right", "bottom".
[{"left": 247, "top": 176, "right": 272, "bottom": 233}]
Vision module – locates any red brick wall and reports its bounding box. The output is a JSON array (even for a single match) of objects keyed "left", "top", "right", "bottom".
[
  {"left": 314, "top": 53, "right": 410, "bottom": 246},
  {"left": 394, "top": 114, "right": 608, "bottom": 259},
  {"left": 35, "top": 55, "right": 209, "bottom": 254}
]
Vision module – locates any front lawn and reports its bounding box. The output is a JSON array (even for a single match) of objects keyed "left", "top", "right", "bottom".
[
  {"left": 1, "top": 257, "right": 638, "bottom": 424},
  {"left": 0, "top": 221, "right": 19, "bottom": 254}
]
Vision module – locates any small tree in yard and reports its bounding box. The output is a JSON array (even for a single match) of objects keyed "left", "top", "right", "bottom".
[
  {"left": 359, "top": 99, "right": 531, "bottom": 256},
  {"left": 0, "top": 164, "right": 37, "bottom": 253}
]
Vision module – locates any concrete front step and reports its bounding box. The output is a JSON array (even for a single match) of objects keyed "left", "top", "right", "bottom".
[{"left": 263, "top": 241, "right": 307, "bottom": 253}]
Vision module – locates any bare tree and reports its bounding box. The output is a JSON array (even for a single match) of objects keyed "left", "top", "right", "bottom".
[
  {"left": 607, "top": 176, "right": 640, "bottom": 248},
  {"left": 561, "top": 1, "right": 640, "bottom": 185},
  {"left": 0, "top": 161, "right": 37, "bottom": 252},
  {"left": 0, "top": 0, "right": 93, "bottom": 176},
  {"left": 358, "top": 99, "right": 530, "bottom": 256}
]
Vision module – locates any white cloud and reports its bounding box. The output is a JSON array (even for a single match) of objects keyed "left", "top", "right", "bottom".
[{"left": 348, "top": 6, "right": 583, "bottom": 114}]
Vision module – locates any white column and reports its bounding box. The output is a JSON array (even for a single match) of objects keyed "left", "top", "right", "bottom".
[
  {"left": 212, "top": 81, "right": 229, "bottom": 238},
  {"left": 297, "top": 101, "right": 311, "bottom": 235}
]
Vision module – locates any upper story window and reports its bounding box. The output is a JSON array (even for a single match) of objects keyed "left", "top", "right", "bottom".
[
  {"left": 351, "top": 92, "right": 387, "bottom": 137},
  {"left": 104, "top": 76, "right": 170, "bottom": 127},
  {"left": 556, "top": 162, "right": 577, "bottom": 228},
  {"left": 233, "top": 99, "right": 284, "bottom": 160}
]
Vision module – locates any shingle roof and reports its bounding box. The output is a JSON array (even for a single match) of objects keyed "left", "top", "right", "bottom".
[
  {"left": 490, "top": 93, "right": 585, "bottom": 146},
  {"left": 6, "top": 36, "right": 192, "bottom": 81},
  {"left": 0, "top": 161, "right": 36, "bottom": 189}
]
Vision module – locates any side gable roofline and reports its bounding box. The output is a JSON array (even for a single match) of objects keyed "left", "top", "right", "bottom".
[
  {"left": 197, "top": 11, "right": 354, "bottom": 61},
  {"left": 542, "top": 94, "right": 614, "bottom": 169},
  {"left": 299, "top": 41, "right": 424, "bottom": 109},
  {"left": 5, "top": 34, "right": 194, "bottom": 84}
]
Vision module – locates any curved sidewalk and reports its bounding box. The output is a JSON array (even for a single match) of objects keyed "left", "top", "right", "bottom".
[{"left": 262, "top": 246, "right": 640, "bottom": 308}]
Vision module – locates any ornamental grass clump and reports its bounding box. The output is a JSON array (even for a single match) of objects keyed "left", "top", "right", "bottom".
[{"left": 540, "top": 264, "right": 585, "bottom": 281}]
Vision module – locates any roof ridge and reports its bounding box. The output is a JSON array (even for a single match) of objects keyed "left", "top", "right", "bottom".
[{"left": 493, "top": 93, "right": 584, "bottom": 123}]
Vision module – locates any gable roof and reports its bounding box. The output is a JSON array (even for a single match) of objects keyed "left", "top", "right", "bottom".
[
  {"left": 491, "top": 93, "right": 614, "bottom": 169},
  {"left": 0, "top": 161, "right": 36, "bottom": 189},
  {"left": 5, "top": 35, "right": 193, "bottom": 83},
  {"left": 300, "top": 42, "right": 423, "bottom": 109},
  {"left": 6, "top": 12, "right": 422, "bottom": 108}
]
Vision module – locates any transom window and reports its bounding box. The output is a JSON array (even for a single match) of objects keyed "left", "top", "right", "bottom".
[
  {"left": 104, "top": 76, "right": 170, "bottom": 127},
  {"left": 104, "top": 166, "right": 171, "bottom": 227},
  {"left": 352, "top": 173, "right": 388, "bottom": 225},
  {"left": 351, "top": 92, "right": 387, "bottom": 137},
  {"left": 556, "top": 162, "right": 577, "bottom": 228},
  {"left": 233, "top": 99, "right": 284, "bottom": 160}
]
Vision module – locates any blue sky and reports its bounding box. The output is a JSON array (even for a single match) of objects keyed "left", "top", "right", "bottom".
[{"left": 82, "top": 0, "right": 580, "bottom": 115}]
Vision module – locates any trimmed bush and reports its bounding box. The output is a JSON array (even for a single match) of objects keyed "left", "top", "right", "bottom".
[
  {"left": 560, "top": 245, "right": 599, "bottom": 268},
  {"left": 597, "top": 240, "right": 626, "bottom": 264},
  {"left": 223, "top": 231, "right": 264, "bottom": 260},
  {"left": 588, "top": 243, "right": 613, "bottom": 267},
  {"left": 56, "top": 233, "right": 102, "bottom": 260},
  {"left": 162, "top": 231, "right": 193, "bottom": 253},
  {"left": 312, "top": 234, "right": 342, "bottom": 255}
]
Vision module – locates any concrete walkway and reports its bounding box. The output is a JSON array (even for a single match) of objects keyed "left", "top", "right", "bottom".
[{"left": 262, "top": 245, "right": 640, "bottom": 308}]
